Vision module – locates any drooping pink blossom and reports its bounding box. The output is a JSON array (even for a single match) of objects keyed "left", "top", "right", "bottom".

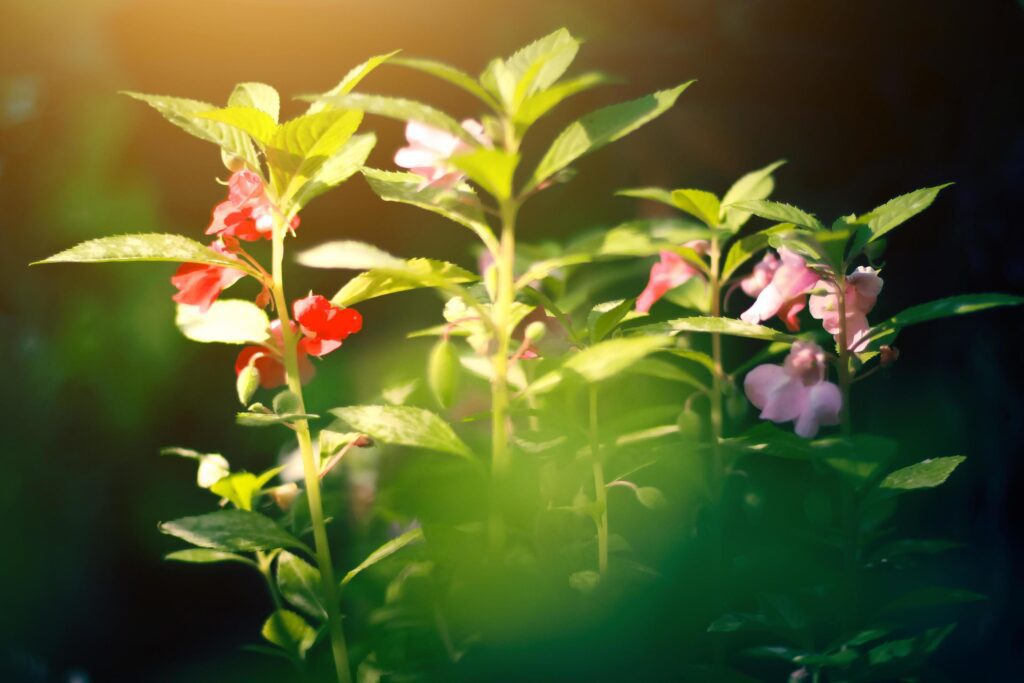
[
  {"left": 293, "top": 294, "right": 363, "bottom": 357},
  {"left": 744, "top": 340, "right": 842, "bottom": 438},
  {"left": 394, "top": 119, "right": 491, "bottom": 190},
  {"left": 740, "top": 248, "right": 819, "bottom": 331},
  {"left": 206, "top": 170, "right": 297, "bottom": 241},
  {"left": 170, "top": 240, "right": 246, "bottom": 312},
  {"left": 635, "top": 242, "right": 710, "bottom": 313},
  {"left": 809, "top": 266, "right": 883, "bottom": 351},
  {"left": 741, "top": 251, "right": 781, "bottom": 298}
]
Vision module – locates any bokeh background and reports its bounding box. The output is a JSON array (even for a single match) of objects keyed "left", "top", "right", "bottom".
[{"left": 2, "top": 0, "right": 1022, "bottom": 680}]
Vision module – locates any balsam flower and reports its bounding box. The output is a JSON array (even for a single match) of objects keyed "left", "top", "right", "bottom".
[
  {"left": 293, "top": 294, "right": 363, "bottom": 357},
  {"left": 235, "top": 321, "right": 315, "bottom": 389},
  {"left": 394, "top": 119, "right": 490, "bottom": 190},
  {"left": 740, "top": 248, "right": 819, "bottom": 331},
  {"left": 170, "top": 240, "right": 245, "bottom": 312},
  {"left": 740, "top": 251, "right": 781, "bottom": 298},
  {"left": 744, "top": 341, "right": 842, "bottom": 438},
  {"left": 635, "top": 242, "right": 710, "bottom": 313},
  {"left": 809, "top": 266, "right": 883, "bottom": 351},
  {"left": 206, "top": 169, "right": 297, "bottom": 241}
]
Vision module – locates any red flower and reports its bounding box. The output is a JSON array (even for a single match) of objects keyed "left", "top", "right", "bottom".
[
  {"left": 206, "top": 170, "right": 298, "bottom": 241},
  {"left": 235, "top": 321, "right": 315, "bottom": 389},
  {"left": 293, "top": 294, "right": 363, "bottom": 357},
  {"left": 170, "top": 240, "right": 245, "bottom": 312}
]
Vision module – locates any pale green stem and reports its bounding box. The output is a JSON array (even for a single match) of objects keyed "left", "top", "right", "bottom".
[
  {"left": 708, "top": 235, "right": 726, "bottom": 666},
  {"left": 270, "top": 222, "right": 352, "bottom": 683},
  {"left": 835, "top": 273, "right": 853, "bottom": 435},
  {"left": 588, "top": 385, "right": 608, "bottom": 576}
]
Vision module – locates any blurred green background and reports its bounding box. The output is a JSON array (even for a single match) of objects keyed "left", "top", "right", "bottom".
[{"left": 2, "top": 0, "right": 1022, "bottom": 680}]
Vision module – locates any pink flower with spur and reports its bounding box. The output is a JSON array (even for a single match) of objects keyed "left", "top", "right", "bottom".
[
  {"left": 740, "top": 251, "right": 781, "bottom": 298},
  {"left": 635, "top": 242, "right": 710, "bottom": 313},
  {"left": 170, "top": 240, "right": 246, "bottom": 312},
  {"left": 206, "top": 170, "right": 297, "bottom": 241},
  {"left": 809, "top": 266, "right": 883, "bottom": 351},
  {"left": 394, "top": 119, "right": 491, "bottom": 190},
  {"left": 744, "top": 341, "right": 842, "bottom": 438},
  {"left": 740, "top": 248, "right": 819, "bottom": 332}
]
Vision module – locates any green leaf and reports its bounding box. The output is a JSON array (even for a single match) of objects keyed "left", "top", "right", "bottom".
[
  {"left": 209, "top": 466, "right": 282, "bottom": 510},
  {"left": 360, "top": 168, "right": 498, "bottom": 254},
  {"left": 720, "top": 231, "right": 771, "bottom": 282},
  {"left": 856, "top": 183, "right": 953, "bottom": 244},
  {"left": 671, "top": 189, "right": 721, "bottom": 227},
  {"left": 267, "top": 109, "right": 364, "bottom": 198},
  {"left": 122, "top": 92, "right": 261, "bottom": 171},
  {"left": 291, "top": 133, "right": 376, "bottom": 211},
  {"left": 639, "top": 316, "right": 798, "bottom": 342},
  {"left": 528, "top": 81, "right": 694, "bottom": 190},
  {"left": 391, "top": 57, "right": 500, "bottom": 110},
  {"left": 588, "top": 298, "right": 640, "bottom": 343},
  {"left": 160, "top": 447, "right": 231, "bottom": 488},
  {"left": 261, "top": 609, "right": 317, "bottom": 659},
  {"left": 505, "top": 28, "right": 580, "bottom": 109},
  {"left": 515, "top": 71, "right": 610, "bottom": 127},
  {"left": 228, "top": 82, "right": 280, "bottom": 122},
  {"left": 427, "top": 338, "right": 461, "bottom": 409},
  {"left": 277, "top": 551, "right": 328, "bottom": 621},
  {"left": 195, "top": 106, "right": 277, "bottom": 145},
  {"left": 882, "top": 587, "right": 985, "bottom": 612},
  {"left": 296, "top": 240, "right": 402, "bottom": 270},
  {"left": 564, "top": 335, "right": 673, "bottom": 383},
  {"left": 616, "top": 186, "right": 678, "bottom": 209},
  {"left": 331, "top": 258, "right": 477, "bottom": 307},
  {"left": 721, "top": 160, "right": 786, "bottom": 229},
  {"left": 306, "top": 50, "right": 400, "bottom": 114},
  {"left": 866, "top": 293, "right": 1023, "bottom": 348},
  {"left": 307, "top": 92, "right": 475, "bottom": 145},
  {"left": 449, "top": 147, "right": 519, "bottom": 200},
  {"left": 728, "top": 199, "right": 825, "bottom": 231},
  {"left": 880, "top": 456, "right": 965, "bottom": 491},
  {"left": 165, "top": 549, "right": 256, "bottom": 566},
  {"left": 160, "top": 510, "right": 305, "bottom": 552},
  {"left": 341, "top": 527, "right": 424, "bottom": 586},
  {"left": 33, "top": 233, "right": 244, "bottom": 269},
  {"left": 175, "top": 299, "right": 270, "bottom": 345},
  {"left": 330, "top": 405, "right": 473, "bottom": 459},
  {"left": 635, "top": 486, "right": 667, "bottom": 510},
  {"left": 627, "top": 357, "right": 707, "bottom": 390}
]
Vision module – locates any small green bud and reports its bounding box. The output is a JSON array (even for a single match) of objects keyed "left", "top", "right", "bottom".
[
  {"left": 635, "top": 486, "right": 667, "bottom": 510},
  {"left": 524, "top": 321, "right": 547, "bottom": 343},
  {"left": 236, "top": 364, "right": 261, "bottom": 406},
  {"left": 428, "top": 338, "right": 461, "bottom": 409},
  {"left": 676, "top": 407, "right": 703, "bottom": 440}
]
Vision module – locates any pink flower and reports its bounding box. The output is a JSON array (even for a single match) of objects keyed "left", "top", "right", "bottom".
[
  {"left": 744, "top": 341, "right": 842, "bottom": 438},
  {"left": 740, "top": 248, "right": 819, "bottom": 332},
  {"left": 293, "top": 294, "right": 363, "bottom": 357},
  {"left": 206, "top": 170, "right": 297, "bottom": 241},
  {"left": 741, "top": 251, "right": 781, "bottom": 298},
  {"left": 235, "top": 321, "right": 315, "bottom": 389},
  {"left": 809, "top": 267, "right": 883, "bottom": 351},
  {"left": 635, "top": 242, "right": 710, "bottom": 313},
  {"left": 170, "top": 240, "right": 246, "bottom": 312},
  {"left": 394, "top": 119, "right": 490, "bottom": 190}
]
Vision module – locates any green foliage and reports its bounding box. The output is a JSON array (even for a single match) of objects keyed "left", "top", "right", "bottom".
[
  {"left": 277, "top": 551, "right": 328, "bottom": 621},
  {"left": 448, "top": 147, "right": 520, "bottom": 199},
  {"left": 34, "top": 233, "right": 245, "bottom": 269},
  {"left": 880, "top": 456, "right": 966, "bottom": 492},
  {"left": 261, "top": 609, "right": 318, "bottom": 659},
  {"left": 670, "top": 189, "right": 721, "bottom": 227},
  {"left": 728, "top": 199, "right": 826, "bottom": 231},
  {"left": 209, "top": 466, "right": 284, "bottom": 511},
  {"left": 865, "top": 293, "right": 1024, "bottom": 350},
  {"left": 527, "top": 81, "right": 694, "bottom": 190},
  {"left": 175, "top": 300, "right": 270, "bottom": 345},
  {"left": 391, "top": 57, "right": 501, "bottom": 110},
  {"left": 330, "top": 405, "right": 473, "bottom": 459},
  {"left": 165, "top": 549, "right": 256, "bottom": 567},
  {"left": 427, "top": 338, "right": 461, "bottom": 409},
  {"left": 639, "top": 316, "right": 799, "bottom": 341},
  {"left": 721, "top": 231, "right": 772, "bottom": 281},
  {"left": 291, "top": 133, "right": 377, "bottom": 211},
  {"left": 307, "top": 51, "right": 400, "bottom": 115},
  {"left": 720, "top": 160, "right": 786, "bottom": 229},
  {"left": 228, "top": 82, "right": 280, "bottom": 122},
  {"left": 341, "top": 527, "right": 424, "bottom": 587},
  {"left": 161, "top": 447, "right": 231, "bottom": 488},
  {"left": 308, "top": 92, "right": 475, "bottom": 144},
  {"left": 331, "top": 258, "right": 478, "bottom": 307},
  {"left": 160, "top": 510, "right": 306, "bottom": 552},
  {"left": 855, "top": 183, "right": 953, "bottom": 244}
]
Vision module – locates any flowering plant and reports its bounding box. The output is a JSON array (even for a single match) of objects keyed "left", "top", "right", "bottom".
[{"left": 35, "top": 29, "right": 1021, "bottom": 682}]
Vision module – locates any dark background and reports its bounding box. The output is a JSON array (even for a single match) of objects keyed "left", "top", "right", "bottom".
[{"left": 1, "top": 0, "right": 1022, "bottom": 680}]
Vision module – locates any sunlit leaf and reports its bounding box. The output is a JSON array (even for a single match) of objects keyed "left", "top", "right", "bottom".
[
  {"left": 261, "top": 609, "right": 317, "bottom": 659},
  {"left": 449, "top": 147, "right": 520, "bottom": 199},
  {"left": 165, "top": 549, "right": 256, "bottom": 566},
  {"left": 637, "top": 316, "right": 798, "bottom": 342},
  {"left": 160, "top": 510, "right": 305, "bottom": 552},
  {"left": 880, "top": 456, "right": 965, "bottom": 491},
  {"left": 330, "top": 405, "right": 473, "bottom": 459},
  {"left": 728, "top": 199, "right": 825, "bottom": 231},
  {"left": 721, "top": 160, "right": 786, "bottom": 230},
  {"left": 175, "top": 299, "right": 270, "bottom": 345},
  {"left": 277, "top": 551, "right": 327, "bottom": 621},
  {"left": 291, "top": 133, "right": 377, "bottom": 211},
  {"left": 228, "top": 82, "right": 280, "bottom": 122},
  {"left": 306, "top": 51, "right": 400, "bottom": 114},
  {"left": 392, "top": 57, "right": 500, "bottom": 110},
  {"left": 195, "top": 106, "right": 277, "bottom": 145},
  {"left": 331, "top": 258, "right": 477, "bottom": 307},
  {"left": 33, "top": 233, "right": 243, "bottom": 269},
  {"left": 670, "top": 189, "right": 721, "bottom": 227},
  {"left": 515, "top": 71, "right": 610, "bottom": 127},
  {"left": 296, "top": 240, "right": 402, "bottom": 270},
  {"left": 341, "top": 527, "right": 424, "bottom": 587},
  {"left": 307, "top": 92, "right": 475, "bottom": 144}
]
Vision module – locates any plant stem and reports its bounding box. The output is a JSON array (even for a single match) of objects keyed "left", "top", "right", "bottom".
[
  {"left": 708, "top": 235, "right": 726, "bottom": 666},
  {"left": 271, "top": 224, "right": 352, "bottom": 683},
  {"left": 488, "top": 197, "right": 517, "bottom": 552},
  {"left": 588, "top": 385, "right": 609, "bottom": 576}
]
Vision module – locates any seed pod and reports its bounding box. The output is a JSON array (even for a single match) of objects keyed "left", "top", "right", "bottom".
[
  {"left": 236, "top": 363, "right": 261, "bottom": 406},
  {"left": 427, "top": 338, "right": 461, "bottom": 409}
]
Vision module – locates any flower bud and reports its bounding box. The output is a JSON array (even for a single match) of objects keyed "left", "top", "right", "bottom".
[
  {"left": 354, "top": 435, "right": 374, "bottom": 448},
  {"left": 879, "top": 345, "right": 900, "bottom": 368},
  {"left": 427, "top": 338, "right": 461, "bottom": 409},
  {"left": 676, "top": 407, "right": 704, "bottom": 440},
  {"left": 221, "top": 149, "right": 247, "bottom": 173},
  {"left": 524, "top": 321, "right": 547, "bottom": 343},
  {"left": 269, "top": 483, "right": 300, "bottom": 511},
  {"left": 236, "top": 363, "right": 261, "bottom": 406}
]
